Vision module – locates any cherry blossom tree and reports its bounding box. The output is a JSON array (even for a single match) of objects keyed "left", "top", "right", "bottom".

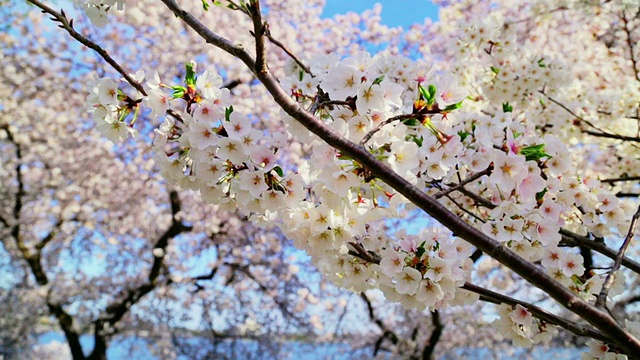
[
  {"left": 0, "top": 4, "right": 364, "bottom": 360},
  {"left": 7, "top": 0, "right": 640, "bottom": 359}
]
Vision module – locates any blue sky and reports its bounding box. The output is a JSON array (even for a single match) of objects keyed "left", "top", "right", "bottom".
[{"left": 322, "top": 0, "right": 439, "bottom": 27}]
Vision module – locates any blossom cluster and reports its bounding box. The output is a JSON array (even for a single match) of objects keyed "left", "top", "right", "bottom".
[
  {"left": 78, "top": 0, "right": 640, "bottom": 353},
  {"left": 582, "top": 320, "right": 640, "bottom": 360},
  {"left": 83, "top": 45, "right": 639, "bottom": 347},
  {"left": 86, "top": 76, "right": 138, "bottom": 142},
  {"left": 492, "top": 304, "right": 556, "bottom": 349}
]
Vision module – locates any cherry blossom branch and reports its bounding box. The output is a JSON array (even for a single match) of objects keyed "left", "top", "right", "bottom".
[
  {"left": 46, "top": 301, "right": 85, "bottom": 360},
  {"left": 433, "top": 166, "right": 493, "bottom": 199},
  {"left": 360, "top": 114, "right": 423, "bottom": 145},
  {"left": 539, "top": 91, "right": 607, "bottom": 133},
  {"left": 224, "top": 261, "right": 302, "bottom": 321},
  {"left": 600, "top": 176, "right": 640, "bottom": 184},
  {"left": 34, "top": 218, "right": 65, "bottom": 252},
  {"left": 158, "top": 0, "right": 640, "bottom": 352},
  {"left": 614, "top": 293, "right": 640, "bottom": 310},
  {"left": 595, "top": 205, "right": 640, "bottom": 308},
  {"left": 318, "top": 99, "right": 356, "bottom": 112},
  {"left": 360, "top": 292, "right": 399, "bottom": 356},
  {"left": 86, "top": 190, "right": 192, "bottom": 359},
  {"left": 98, "top": 190, "right": 192, "bottom": 324},
  {"left": 540, "top": 90, "right": 640, "bottom": 143},
  {"left": 443, "top": 193, "right": 487, "bottom": 223},
  {"left": 583, "top": 130, "right": 640, "bottom": 143},
  {"left": 620, "top": 10, "right": 640, "bottom": 83},
  {"left": 559, "top": 229, "right": 640, "bottom": 275},
  {"left": 26, "top": 0, "right": 148, "bottom": 97},
  {"left": 352, "top": 241, "right": 608, "bottom": 343},
  {"left": 348, "top": 241, "right": 382, "bottom": 264},
  {"left": 461, "top": 283, "right": 609, "bottom": 343},
  {"left": 453, "top": 187, "right": 640, "bottom": 276},
  {"left": 263, "top": 23, "right": 313, "bottom": 76},
  {"left": 5, "top": 126, "right": 25, "bottom": 255},
  {"left": 247, "top": 0, "right": 267, "bottom": 75},
  {"left": 3, "top": 123, "right": 87, "bottom": 358},
  {"left": 421, "top": 310, "right": 444, "bottom": 360}
]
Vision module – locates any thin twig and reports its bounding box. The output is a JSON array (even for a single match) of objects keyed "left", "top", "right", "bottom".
[
  {"left": 433, "top": 166, "right": 493, "bottom": 199},
  {"left": 443, "top": 193, "right": 486, "bottom": 224},
  {"left": 27, "top": 0, "right": 147, "bottom": 96},
  {"left": 621, "top": 10, "right": 640, "bottom": 83},
  {"left": 462, "top": 283, "right": 609, "bottom": 343},
  {"left": 360, "top": 114, "right": 423, "bottom": 145},
  {"left": 559, "top": 231, "right": 640, "bottom": 275},
  {"left": 540, "top": 90, "right": 605, "bottom": 133},
  {"left": 583, "top": 130, "right": 640, "bottom": 143},
  {"left": 596, "top": 206, "right": 640, "bottom": 308},
  {"left": 600, "top": 176, "right": 640, "bottom": 184},
  {"left": 264, "top": 23, "right": 313, "bottom": 76},
  {"left": 541, "top": 91, "right": 640, "bottom": 143}
]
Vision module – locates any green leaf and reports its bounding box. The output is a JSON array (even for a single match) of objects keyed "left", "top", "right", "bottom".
[
  {"left": 490, "top": 66, "right": 500, "bottom": 74},
  {"left": 225, "top": 105, "right": 234, "bottom": 122},
  {"left": 171, "top": 85, "right": 186, "bottom": 99},
  {"left": 535, "top": 188, "right": 548, "bottom": 201},
  {"left": 272, "top": 166, "right": 284, "bottom": 177},
  {"left": 372, "top": 75, "right": 385, "bottom": 86},
  {"left": 201, "top": 0, "right": 210, "bottom": 10},
  {"left": 418, "top": 84, "right": 429, "bottom": 100},
  {"left": 426, "top": 84, "right": 437, "bottom": 106},
  {"left": 416, "top": 241, "right": 427, "bottom": 259},
  {"left": 413, "top": 135, "right": 424, "bottom": 147},
  {"left": 428, "top": 84, "right": 436, "bottom": 98},
  {"left": 185, "top": 62, "right": 196, "bottom": 87},
  {"left": 443, "top": 100, "right": 463, "bottom": 112},
  {"left": 519, "top": 144, "right": 552, "bottom": 161},
  {"left": 402, "top": 118, "right": 421, "bottom": 127},
  {"left": 458, "top": 130, "right": 470, "bottom": 142},
  {"left": 537, "top": 58, "right": 546, "bottom": 68},
  {"left": 502, "top": 102, "right": 513, "bottom": 113}
]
